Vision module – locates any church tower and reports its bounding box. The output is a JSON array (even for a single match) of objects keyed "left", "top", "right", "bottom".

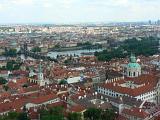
[
  {"left": 38, "top": 63, "right": 45, "bottom": 86},
  {"left": 126, "top": 54, "right": 141, "bottom": 77}
]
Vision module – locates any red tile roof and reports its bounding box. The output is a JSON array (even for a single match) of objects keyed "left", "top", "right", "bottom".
[
  {"left": 122, "top": 107, "right": 149, "bottom": 119},
  {"left": 30, "top": 93, "right": 58, "bottom": 104},
  {"left": 0, "top": 98, "right": 27, "bottom": 113},
  {"left": 70, "top": 104, "right": 86, "bottom": 113},
  {"left": 99, "top": 74, "right": 158, "bottom": 97}
]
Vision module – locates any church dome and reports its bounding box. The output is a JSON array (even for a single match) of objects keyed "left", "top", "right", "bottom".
[
  {"left": 126, "top": 54, "right": 141, "bottom": 77},
  {"left": 127, "top": 62, "right": 141, "bottom": 69}
]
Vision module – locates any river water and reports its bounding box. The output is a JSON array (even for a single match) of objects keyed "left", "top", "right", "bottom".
[{"left": 47, "top": 49, "right": 103, "bottom": 58}]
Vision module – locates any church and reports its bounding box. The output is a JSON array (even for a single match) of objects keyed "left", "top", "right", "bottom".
[
  {"left": 28, "top": 63, "right": 50, "bottom": 86},
  {"left": 97, "top": 54, "right": 160, "bottom": 104},
  {"left": 126, "top": 53, "right": 141, "bottom": 77}
]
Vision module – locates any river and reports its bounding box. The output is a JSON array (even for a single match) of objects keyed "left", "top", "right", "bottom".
[{"left": 47, "top": 49, "right": 103, "bottom": 58}]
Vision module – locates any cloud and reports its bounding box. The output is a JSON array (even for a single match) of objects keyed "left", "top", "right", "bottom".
[
  {"left": 0, "top": 0, "right": 160, "bottom": 23},
  {"left": 11, "top": 0, "right": 34, "bottom": 5}
]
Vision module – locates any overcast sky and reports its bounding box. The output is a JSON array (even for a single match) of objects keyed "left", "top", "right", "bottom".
[{"left": 0, "top": 0, "right": 160, "bottom": 24}]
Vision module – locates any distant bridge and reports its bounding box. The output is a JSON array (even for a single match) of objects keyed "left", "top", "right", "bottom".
[{"left": 20, "top": 43, "right": 57, "bottom": 62}]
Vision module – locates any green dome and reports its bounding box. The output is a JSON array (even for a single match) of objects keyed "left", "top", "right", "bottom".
[{"left": 127, "top": 63, "right": 141, "bottom": 69}]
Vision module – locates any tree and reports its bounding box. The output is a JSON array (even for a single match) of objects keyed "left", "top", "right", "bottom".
[
  {"left": 4, "top": 48, "right": 17, "bottom": 57},
  {"left": 67, "top": 112, "right": 82, "bottom": 120},
  {"left": 84, "top": 108, "right": 116, "bottom": 120},
  {"left": 101, "top": 109, "right": 116, "bottom": 120},
  {"left": 6, "top": 60, "right": 22, "bottom": 71},
  {"left": 0, "top": 112, "right": 29, "bottom": 120},
  {"left": 95, "top": 37, "right": 159, "bottom": 61},
  {"left": 22, "top": 84, "right": 28, "bottom": 88},
  {"left": 54, "top": 44, "right": 61, "bottom": 49},
  {"left": 84, "top": 108, "right": 102, "bottom": 120},
  {"left": 17, "top": 112, "right": 30, "bottom": 120},
  {"left": 41, "top": 115, "right": 64, "bottom": 120},
  {"left": 7, "top": 111, "right": 19, "bottom": 120},
  {"left": 6, "top": 61, "right": 14, "bottom": 71},
  {"left": 59, "top": 79, "right": 68, "bottom": 85},
  {"left": 0, "top": 77, "right": 7, "bottom": 85},
  {"left": 40, "top": 107, "right": 64, "bottom": 120},
  {"left": 3, "top": 85, "right": 9, "bottom": 91},
  {"left": 31, "top": 46, "right": 41, "bottom": 53}
]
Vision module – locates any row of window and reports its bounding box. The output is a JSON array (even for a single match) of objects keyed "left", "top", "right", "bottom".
[{"left": 98, "top": 88, "right": 121, "bottom": 97}]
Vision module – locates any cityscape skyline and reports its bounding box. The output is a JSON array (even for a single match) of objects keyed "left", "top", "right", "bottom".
[
  {"left": 0, "top": 1, "right": 160, "bottom": 119},
  {"left": 0, "top": 0, "right": 160, "bottom": 24}
]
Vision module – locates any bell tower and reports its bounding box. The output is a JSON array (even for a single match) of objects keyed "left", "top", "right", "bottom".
[{"left": 38, "top": 63, "right": 45, "bottom": 86}]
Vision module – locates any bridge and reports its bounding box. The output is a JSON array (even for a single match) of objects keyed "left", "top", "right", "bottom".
[{"left": 20, "top": 43, "right": 57, "bottom": 62}]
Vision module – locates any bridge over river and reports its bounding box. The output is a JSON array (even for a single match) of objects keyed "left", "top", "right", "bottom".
[{"left": 20, "top": 43, "right": 57, "bottom": 62}]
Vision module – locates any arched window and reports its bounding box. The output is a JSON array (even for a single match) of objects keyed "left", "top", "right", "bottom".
[
  {"left": 133, "top": 72, "right": 136, "bottom": 77},
  {"left": 129, "top": 71, "right": 131, "bottom": 76}
]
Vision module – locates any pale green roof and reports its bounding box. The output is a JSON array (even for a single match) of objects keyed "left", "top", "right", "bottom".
[
  {"left": 127, "top": 53, "right": 141, "bottom": 69},
  {"left": 127, "top": 63, "right": 141, "bottom": 69}
]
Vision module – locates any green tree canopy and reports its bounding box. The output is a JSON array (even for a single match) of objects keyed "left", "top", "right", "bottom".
[
  {"left": 67, "top": 112, "right": 82, "bottom": 120},
  {"left": 40, "top": 107, "right": 64, "bottom": 120},
  {"left": 17, "top": 112, "right": 30, "bottom": 120},
  {"left": 6, "top": 60, "right": 22, "bottom": 71},
  {"left": 0, "top": 77, "right": 7, "bottom": 85},
  {"left": 31, "top": 46, "right": 41, "bottom": 53},
  {"left": 84, "top": 108, "right": 102, "bottom": 120},
  {"left": 4, "top": 48, "right": 17, "bottom": 57},
  {"left": 59, "top": 79, "right": 68, "bottom": 85},
  {"left": 84, "top": 108, "right": 116, "bottom": 120},
  {"left": 95, "top": 37, "right": 159, "bottom": 61}
]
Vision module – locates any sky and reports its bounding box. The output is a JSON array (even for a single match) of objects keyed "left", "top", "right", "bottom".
[{"left": 0, "top": 0, "right": 160, "bottom": 24}]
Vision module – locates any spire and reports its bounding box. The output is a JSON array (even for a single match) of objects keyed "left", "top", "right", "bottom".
[
  {"left": 38, "top": 63, "right": 43, "bottom": 73},
  {"left": 130, "top": 53, "right": 136, "bottom": 63}
]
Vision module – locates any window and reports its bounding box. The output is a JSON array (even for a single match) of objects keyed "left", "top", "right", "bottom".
[{"left": 133, "top": 72, "right": 136, "bottom": 76}]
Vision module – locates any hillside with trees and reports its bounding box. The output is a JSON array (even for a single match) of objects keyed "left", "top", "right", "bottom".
[{"left": 95, "top": 37, "right": 159, "bottom": 61}]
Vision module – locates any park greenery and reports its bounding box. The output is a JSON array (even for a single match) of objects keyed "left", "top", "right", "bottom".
[
  {"left": 31, "top": 46, "right": 41, "bottom": 53},
  {"left": 40, "top": 107, "right": 116, "bottom": 120},
  {"left": 53, "top": 42, "right": 102, "bottom": 52},
  {"left": 67, "top": 112, "right": 82, "bottom": 120},
  {"left": 0, "top": 60, "right": 22, "bottom": 71},
  {"left": 54, "top": 44, "right": 61, "bottom": 49},
  {"left": 0, "top": 112, "right": 29, "bottom": 120},
  {"left": 95, "top": 37, "right": 159, "bottom": 61},
  {"left": 3, "top": 48, "right": 17, "bottom": 57},
  {"left": 84, "top": 108, "right": 116, "bottom": 120},
  {"left": 40, "top": 107, "right": 64, "bottom": 120},
  {"left": 0, "top": 107, "right": 116, "bottom": 120},
  {"left": 0, "top": 77, "right": 7, "bottom": 85},
  {"left": 59, "top": 79, "right": 68, "bottom": 85},
  {"left": 77, "top": 41, "right": 102, "bottom": 49},
  {"left": 3, "top": 85, "right": 9, "bottom": 91}
]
